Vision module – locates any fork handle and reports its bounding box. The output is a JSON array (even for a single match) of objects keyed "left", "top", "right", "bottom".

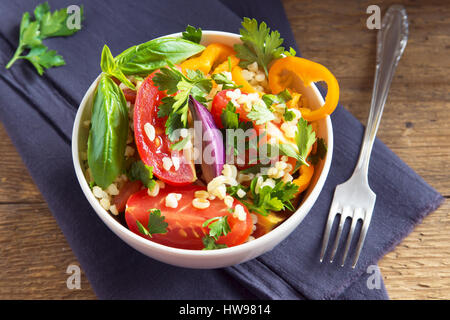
[{"left": 353, "top": 5, "right": 408, "bottom": 178}]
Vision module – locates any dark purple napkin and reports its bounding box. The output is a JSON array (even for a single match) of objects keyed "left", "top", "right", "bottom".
[{"left": 0, "top": 0, "right": 443, "bottom": 300}]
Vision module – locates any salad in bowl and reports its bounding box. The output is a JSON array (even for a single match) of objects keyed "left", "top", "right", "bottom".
[{"left": 73, "top": 18, "right": 339, "bottom": 267}]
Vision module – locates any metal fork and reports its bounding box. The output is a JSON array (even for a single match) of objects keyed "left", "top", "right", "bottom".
[{"left": 319, "top": 5, "right": 409, "bottom": 268}]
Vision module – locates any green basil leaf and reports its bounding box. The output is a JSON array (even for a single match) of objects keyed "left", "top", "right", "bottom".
[
  {"left": 100, "top": 45, "right": 135, "bottom": 90},
  {"left": 115, "top": 38, "right": 205, "bottom": 76},
  {"left": 87, "top": 74, "right": 129, "bottom": 188}
]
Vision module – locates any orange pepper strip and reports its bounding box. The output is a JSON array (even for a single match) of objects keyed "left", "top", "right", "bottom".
[
  {"left": 180, "top": 43, "right": 235, "bottom": 75},
  {"left": 212, "top": 55, "right": 240, "bottom": 74},
  {"left": 231, "top": 66, "right": 257, "bottom": 93},
  {"left": 268, "top": 56, "right": 339, "bottom": 121},
  {"left": 293, "top": 164, "right": 315, "bottom": 194}
]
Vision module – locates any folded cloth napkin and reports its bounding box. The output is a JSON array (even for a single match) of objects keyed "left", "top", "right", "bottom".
[{"left": 0, "top": 0, "right": 443, "bottom": 300}]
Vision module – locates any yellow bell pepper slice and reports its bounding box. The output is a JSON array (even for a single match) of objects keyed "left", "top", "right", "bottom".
[
  {"left": 268, "top": 56, "right": 339, "bottom": 121},
  {"left": 180, "top": 43, "right": 235, "bottom": 75},
  {"left": 212, "top": 55, "right": 240, "bottom": 74},
  {"left": 231, "top": 65, "right": 257, "bottom": 93},
  {"left": 293, "top": 164, "right": 315, "bottom": 194}
]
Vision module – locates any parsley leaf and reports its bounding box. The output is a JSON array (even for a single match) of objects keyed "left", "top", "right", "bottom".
[
  {"left": 22, "top": 45, "right": 65, "bottom": 75},
  {"left": 202, "top": 216, "right": 231, "bottom": 240},
  {"left": 202, "top": 235, "right": 228, "bottom": 250},
  {"left": 243, "top": 177, "right": 299, "bottom": 216},
  {"left": 221, "top": 102, "right": 240, "bottom": 129},
  {"left": 221, "top": 102, "right": 254, "bottom": 157},
  {"left": 284, "top": 109, "right": 296, "bottom": 121},
  {"left": 153, "top": 65, "right": 212, "bottom": 141},
  {"left": 6, "top": 2, "right": 83, "bottom": 75},
  {"left": 227, "top": 185, "right": 249, "bottom": 199},
  {"left": 277, "top": 143, "right": 300, "bottom": 160},
  {"left": 308, "top": 138, "right": 328, "bottom": 165},
  {"left": 182, "top": 25, "right": 202, "bottom": 44},
  {"left": 272, "top": 118, "right": 317, "bottom": 168},
  {"left": 136, "top": 209, "right": 168, "bottom": 237},
  {"left": 170, "top": 134, "right": 191, "bottom": 151},
  {"left": 234, "top": 18, "right": 286, "bottom": 76},
  {"left": 211, "top": 72, "right": 242, "bottom": 90},
  {"left": 127, "top": 161, "right": 156, "bottom": 190},
  {"left": 247, "top": 101, "right": 275, "bottom": 125},
  {"left": 36, "top": 3, "right": 84, "bottom": 38},
  {"left": 261, "top": 89, "right": 292, "bottom": 107},
  {"left": 295, "top": 118, "right": 316, "bottom": 164}
]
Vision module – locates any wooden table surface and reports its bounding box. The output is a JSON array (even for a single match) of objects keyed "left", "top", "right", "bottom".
[{"left": 0, "top": 0, "right": 448, "bottom": 300}]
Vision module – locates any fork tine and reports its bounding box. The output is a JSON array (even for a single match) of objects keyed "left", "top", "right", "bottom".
[
  {"left": 351, "top": 209, "right": 373, "bottom": 268},
  {"left": 329, "top": 206, "right": 351, "bottom": 263},
  {"left": 319, "top": 203, "right": 339, "bottom": 262},
  {"left": 340, "top": 212, "right": 360, "bottom": 267}
]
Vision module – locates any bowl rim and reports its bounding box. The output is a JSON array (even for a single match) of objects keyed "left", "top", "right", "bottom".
[{"left": 71, "top": 30, "right": 333, "bottom": 259}]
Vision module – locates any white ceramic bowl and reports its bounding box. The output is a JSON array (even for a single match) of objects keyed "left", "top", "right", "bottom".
[{"left": 72, "top": 31, "right": 333, "bottom": 269}]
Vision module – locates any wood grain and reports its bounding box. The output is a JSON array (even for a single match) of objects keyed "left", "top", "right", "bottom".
[
  {"left": 281, "top": 0, "right": 450, "bottom": 299},
  {"left": 0, "top": 0, "right": 448, "bottom": 299}
]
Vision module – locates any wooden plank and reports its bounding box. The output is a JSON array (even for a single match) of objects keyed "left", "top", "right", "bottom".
[
  {"left": 0, "top": 202, "right": 96, "bottom": 299},
  {"left": 282, "top": 0, "right": 450, "bottom": 300},
  {"left": 379, "top": 200, "right": 450, "bottom": 300},
  {"left": 0, "top": 126, "right": 45, "bottom": 203}
]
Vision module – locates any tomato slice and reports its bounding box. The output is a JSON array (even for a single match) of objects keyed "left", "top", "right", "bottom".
[
  {"left": 125, "top": 185, "right": 253, "bottom": 249},
  {"left": 134, "top": 72, "right": 196, "bottom": 186},
  {"left": 211, "top": 89, "right": 252, "bottom": 128}
]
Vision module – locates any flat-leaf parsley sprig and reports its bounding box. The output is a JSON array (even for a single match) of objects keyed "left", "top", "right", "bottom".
[
  {"left": 201, "top": 215, "right": 231, "bottom": 250},
  {"left": 5, "top": 2, "right": 84, "bottom": 75},
  {"left": 240, "top": 177, "right": 299, "bottom": 216},
  {"left": 136, "top": 209, "right": 169, "bottom": 237},
  {"left": 234, "top": 18, "right": 296, "bottom": 76},
  {"left": 181, "top": 25, "right": 202, "bottom": 44},
  {"left": 152, "top": 64, "right": 212, "bottom": 141},
  {"left": 273, "top": 118, "right": 317, "bottom": 169}
]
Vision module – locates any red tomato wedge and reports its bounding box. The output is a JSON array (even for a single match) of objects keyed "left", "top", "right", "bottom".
[
  {"left": 211, "top": 89, "right": 251, "bottom": 128},
  {"left": 125, "top": 185, "right": 253, "bottom": 250},
  {"left": 134, "top": 72, "right": 196, "bottom": 186},
  {"left": 211, "top": 89, "right": 271, "bottom": 169}
]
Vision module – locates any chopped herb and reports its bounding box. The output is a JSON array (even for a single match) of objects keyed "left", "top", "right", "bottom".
[
  {"left": 277, "top": 143, "right": 300, "bottom": 160},
  {"left": 152, "top": 64, "right": 212, "bottom": 141},
  {"left": 221, "top": 102, "right": 254, "bottom": 157},
  {"left": 227, "top": 185, "right": 249, "bottom": 199},
  {"left": 308, "top": 138, "right": 328, "bottom": 165},
  {"left": 127, "top": 160, "right": 156, "bottom": 190},
  {"left": 221, "top": 101, "right": 239, "bottom": 129},
  {"left": 136, "top": 209, "right": 168, "bottom": 237},
  {"left": 295, "top": 118, "right": 316, "bottom": 166},
  {"left": 239, "top": 163, "right": 271, "bottom": 175},
  {"left": 243, "top": 177, "right": 299, "bottom": 216},
  {"left": 202, "top": 216, "right": 231, "bottom": 240},
  {"left": 6, "top": 2, "right": 84, "bottom": 75},
  {"left": 272, "top": 118, "right": 316, "bottom": 168},
  {"left": 170, "top": 134, "right": 190, "bottom": 151},
  {"left": 211, "top": 72, "right": 242, "bottom": 90},
  {"left": 261, "top": 89, "right": 292, "bottom": 107},
  {"left": 234, "top": 18, "right": 286, "bottom": 76},
  {"left": 247, "top": 101, "right": 275, "bottom": 125},
  {"left": 202, "top": 235, "right": 228, "bottom": 250},
  {"left": 284, "top": 109, "right": 296, "bottom": 121},
  {"left": 182, "top": 25, "right": 202, "bottom": 44},
  {"left": 285, "top": 47, "right": 297, "bottom": 56}
]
